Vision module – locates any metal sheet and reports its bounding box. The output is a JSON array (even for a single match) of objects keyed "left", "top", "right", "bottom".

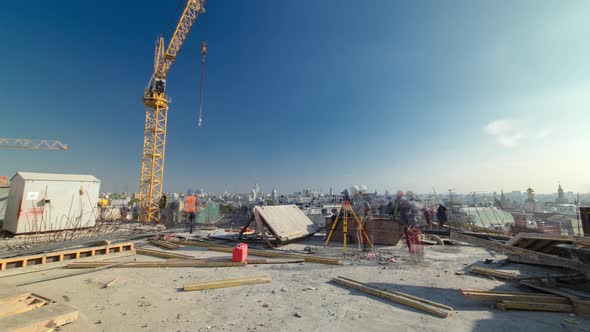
[{"left": 254, "top": 205, "right": 319, "bottom": 243}]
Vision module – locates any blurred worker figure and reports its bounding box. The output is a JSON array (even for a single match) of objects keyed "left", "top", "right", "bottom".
[
  {"left": 392, "top": 190, "right": 414, "bottom": 253},
  {"left": 352, "top": 185, "right": 372, "bottom": 251},
  {"left": 158, "top": 194, "right": 168, "bottom": 222},
  {"left": 169, "top": 193, "right": 180, "bottom": 223},
  {"left": 184, "top": 192, "right": 198, "bottom": 233},
  {"left": 99, "top": 196, "right": 108, "bottom": 221},
  {"left": 436, "top": 204, "right": 448, "bottom": 230},
  {"left": 423, "top": 207, "right": 433, "bottom": 230}
]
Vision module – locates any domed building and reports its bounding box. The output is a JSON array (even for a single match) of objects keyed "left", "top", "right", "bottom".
[{"left": 524, "top": 187, "right": 540, "bottom": 213}]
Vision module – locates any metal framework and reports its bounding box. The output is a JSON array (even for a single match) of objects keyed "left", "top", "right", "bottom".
[
  {"left": 139, "top": 0, "right": 206, "bottom": 222},
  {"left": 0, "top": 138, "right": 68, "bottom": 151}
]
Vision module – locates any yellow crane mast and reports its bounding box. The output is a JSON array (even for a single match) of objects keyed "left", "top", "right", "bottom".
[
  {"left": 0, "top": 138, "right": 68, "bottom": 151},
  {"left": 139, "top": 0, "right": 206, "bottom": 222}
]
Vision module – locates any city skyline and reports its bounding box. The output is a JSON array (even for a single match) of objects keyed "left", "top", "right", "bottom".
[{"left": 1, "top": 1, "right": 589, "bottom": 194}]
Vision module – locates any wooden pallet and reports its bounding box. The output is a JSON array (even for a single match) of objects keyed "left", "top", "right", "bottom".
[
  {"left": 0, "top": 289, "right": 78, "bottom": 331},
  {"left": 0, "top": 242, "right": 134, "bottom": 271},
  {"left": 506, "top": 233, "right": 573, "bottom": 255}
]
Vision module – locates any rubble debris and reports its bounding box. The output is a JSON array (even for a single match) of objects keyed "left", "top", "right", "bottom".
[
  {"left": 183, "top": 275, "right": 272, "bottom": 291},
  {"left": 332, "top": 276, "right": 454, "bottom": 318}
]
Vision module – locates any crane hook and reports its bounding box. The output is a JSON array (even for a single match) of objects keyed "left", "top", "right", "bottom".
[{"left": 198, "top": 41, "right": 207, "bottom": 127}]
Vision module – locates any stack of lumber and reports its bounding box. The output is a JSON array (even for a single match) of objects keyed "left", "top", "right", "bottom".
[
  {"left": 0, "top": 289, "right": 78, "bottom": 331},
  {"left": 450, "top": 231, "right": 590, "bottom": 274},
  {"left": 461, "top": 289, "right": 575, "bottom": 313},
  {"left": 333, "top": 276, "right": 454, "bottom": 318}
]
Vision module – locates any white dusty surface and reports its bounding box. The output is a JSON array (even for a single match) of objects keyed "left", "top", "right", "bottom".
[{"left": 0, "top": 237, "right": 588, "bottom": 332}]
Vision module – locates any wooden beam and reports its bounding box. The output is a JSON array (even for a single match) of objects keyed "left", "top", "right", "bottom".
[
  {"left": 16, "top": 259, "right": 135, "bottom": 287},
  {"left": 450, "top": 231, "right": 590, "bottom": 273},
  {"left": 470, "top": 266, "right": 519, "bottom": 280},
  {"left": 332, "top": 276, "right": 454, "bottom": 318},
  {"left": 136, "top": 248, "right": 194, "bottom": 260},
  {"left": 66, "top": 260, "right": 246, "bottom": 268},
  {"left": 169, "top": 239, "right": 343, "bottom": 265},
  {"left": 460, "top": 289, "right": 570, "bottom": 304},
  {"left": 0, "top": 304, "right": 79, "bottom": 331},
  {"left": 496, "top": 300, "right": 574, "bottom": 312},
  {"left": 148, "top": 239, "right": 181, "bottom": 250},
  {"left": 506, "top": 233, "right": 572, "bottom": 247},
  {"left": 184, "top": 275, "right": 272, "bottom": 291}
]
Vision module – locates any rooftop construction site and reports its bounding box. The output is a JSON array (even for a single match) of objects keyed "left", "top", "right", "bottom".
[{"left": 1, "top": 1, "right": 590, "bottom": 331}]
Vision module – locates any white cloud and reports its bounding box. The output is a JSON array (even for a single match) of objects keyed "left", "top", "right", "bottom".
[{"left": 483, "top": 118, "right": 551, "bottom": 148}]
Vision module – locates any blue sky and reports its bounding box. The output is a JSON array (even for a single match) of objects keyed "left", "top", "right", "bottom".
[{"left": 1, "top": 1, "right": 590, "bottom": 194}]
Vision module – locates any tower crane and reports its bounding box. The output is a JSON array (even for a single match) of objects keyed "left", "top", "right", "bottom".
[
  {"left": 0, "top": 138, "right": 67, "bottom": 151},
  {"left": 139, "top": 0, "right": 206, "bottom": 222}
]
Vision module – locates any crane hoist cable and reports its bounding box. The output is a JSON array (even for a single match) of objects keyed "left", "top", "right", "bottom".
[{"left": 198, "top": 41, "right": 207, "bottom": 127}]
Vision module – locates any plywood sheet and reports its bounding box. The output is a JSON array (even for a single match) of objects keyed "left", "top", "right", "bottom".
[{"left": 254, "top": 205, "right": 318, "bottom": 243}]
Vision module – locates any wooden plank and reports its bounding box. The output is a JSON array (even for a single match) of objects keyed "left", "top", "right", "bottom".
[
  {"left": 573, "top": 236, "right": 590, "bottom": 247},
  {"left": 148, "top": 239, "right": 181, "bottom": 250},
  {"left": 245, "top": 258, "right": 304, "bottom": 264},
  {"left": 506, "top": 233, "right": 572, "bottom": 247},
  {"left": 136, "top": 248, "right": 194, "bottom": 260},
  {"left": 66, "top": 260, "right": 246, "bottom": 268},
  {"left": 0, "top": 242, "right": 134, "bottom": 271},
  {"left": 460, "top": 289, "right": 570, "bottom": 304},
  {"left": 450, "top": 231, "right": 590, "bottom": 273},
  {"left": 332, "top": 276, "right": 453, "bottom": 318},
  {"left": 169, "top": 239, "right": 343, "bottom": 265},
  {"left": 184, "top": 275, "right": 272, "bottom": 291},
  {"left": 0, "top": 290, "right": 32, "bottom": 304},
  {"left": 470, "top": 266, "right": 519, "bottom": 280},
  {"left": 103, "top": 277, "right": 119, "bottom": 289},
  {"left": 0, "top": 303, "right": 78, "bottom": 332},
  {"left": 0, "top": 296, "right": 48, "bottom": 319},
  {"left": 16, "top": 259, "right": 135, "bottom": 287},
  {"left": 496, "top": 300, "right": 574, "bottom": 312}
]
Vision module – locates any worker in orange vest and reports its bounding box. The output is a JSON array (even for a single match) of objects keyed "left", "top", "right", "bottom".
[{"left": 184, "top": 193, "right": 198, "bottom": 233}]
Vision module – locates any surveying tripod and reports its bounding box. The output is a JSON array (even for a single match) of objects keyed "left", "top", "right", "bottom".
[{"left": 324, "top": 200, "right": 373, "bottom": 257}]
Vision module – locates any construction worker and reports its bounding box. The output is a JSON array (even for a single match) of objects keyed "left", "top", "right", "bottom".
[
  {"left": 436, "top": 204, "right": 448, "bottom": 230},
  {"left": 392, "top": 190, "right": 414, "bottom": 252},
  {"left": 353, "top": 185, "right": 372, "bottom": 251},
  {"left": 184, "top": 192, "right": 198, "bottom": 233},
  {"left": 158, "top": 194, "right": 168, "bottom": 222},
  {"left": 99, "top": 196, "right": 109, "bottom": 221}
]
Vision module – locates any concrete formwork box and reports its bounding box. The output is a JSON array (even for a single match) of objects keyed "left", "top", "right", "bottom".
[{"left": 3, "top": 172, "right": 101, "bottom": 234}]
